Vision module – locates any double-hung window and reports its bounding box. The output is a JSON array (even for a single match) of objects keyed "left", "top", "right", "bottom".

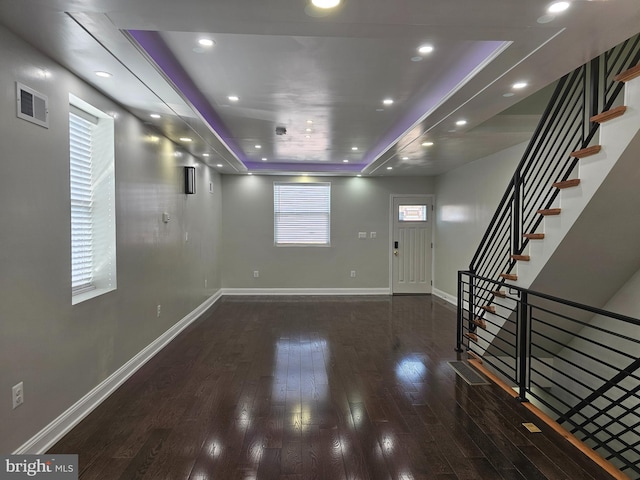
[
  {"left": 274, "top": 182, "right": 331, "bottom": 246},
  {"left": 69, "top": 95, "right": 116, "bottom": 304}
]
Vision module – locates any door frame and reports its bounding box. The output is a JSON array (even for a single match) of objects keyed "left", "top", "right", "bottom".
[{"left": 388, "top": 194, "right": 436, "bottom": 294}]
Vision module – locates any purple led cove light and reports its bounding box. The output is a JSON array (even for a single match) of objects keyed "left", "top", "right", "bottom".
[
  {"left": 128, "top": 30, "right": 247, "bottom": 163},
  {"left": 245, "top": 161, "right": 365, "bottom": 172}
]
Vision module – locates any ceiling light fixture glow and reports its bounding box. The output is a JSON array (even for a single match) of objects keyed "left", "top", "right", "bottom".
[
  {"left": 216, "top": 164, "right": 223, "bottom": 167},
  {"left": 548, "top": 1, "right": 570, "bottom": 13},
  {"left": 198, "top": 38, "right": 215, "bottom": 47},
  {"left": 401, "top": 156, "right": 409, "bottom": 160},
  {"left": 306, "top": 120, "right": 313, "bottom": 124},
  {"left": 95, "top": 71, "right": 112, "bottom": 78},
  {"left": 203, "top": 153, "right": 210, "bottom": 157},
  {"left": 343, "top": 159, "right": 349, "bottom": 163},
  {"left": 179, "top": 137, "right": 192, "bottom": 142},
  {"left": 150, "top": 113, "right": 161, "bottom": 119},
  {"left": 418, "top": 44, "right": 434, "bottom": 54},
  {"left": 456, "top": 120, "right": 467, "bottom": 126},
  {"left": 351, "top": 147, "right": 358, "bottom": 151},
  {"left": 311, "top": 0, "right": 341, "bottom": 9},
  {"left": 387, "top": 166, "right": 393, "bottom": 170},
  {"left": 228, "top": 95, "right": 239, "bottom": 102},
  {"left": 306, "top": 128, "right": 312, "bottom": 132},
  {"left": 262, "top": 157, "right": 267, "bottom": 161},
  {"left": 383, "top": 99, "right": 394, "bottom": 105},
  {"left": 512, "top": 82, "right": 528, "bottom": 89},
  {"left": 255, "top": 145, "right": 261, "bottom": 149},
  {"left": 422, "top": 141, "right": 434, "bottom": 146},
  {"left": 357, "top": 174, "right": 362, "bottom": 177}
]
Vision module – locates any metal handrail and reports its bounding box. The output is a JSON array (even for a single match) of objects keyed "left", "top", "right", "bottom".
[
  {"left": 469, "top": 34, "right": 640, "bottom": 283},
  {"left": 457, "top": 270, "right": 640, "bottom": 477}
]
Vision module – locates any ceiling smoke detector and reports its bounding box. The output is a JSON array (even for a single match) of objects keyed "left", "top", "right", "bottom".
[{"left": 275, "top": 126, "right": 287, "bottom": 135}]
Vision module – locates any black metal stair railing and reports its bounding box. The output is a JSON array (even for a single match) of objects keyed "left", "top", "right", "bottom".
[
  {"left": 457, "top": 271, "right": 640, "bottom": 478},
  {"left": 468, "top": 34, "right": 640, "bottom": 317}
]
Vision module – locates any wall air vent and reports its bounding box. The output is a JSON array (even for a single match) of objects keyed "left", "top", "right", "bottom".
[{"left": 16, "top": 82, "right": 49, "bottom": 128}]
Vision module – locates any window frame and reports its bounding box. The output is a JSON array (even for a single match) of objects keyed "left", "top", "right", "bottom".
[
  {"left": 273, "top": 182, "right": 331, "bottom": 247},
  {"left": 69, "top": 95, "right": 117, "bottom": 305}
]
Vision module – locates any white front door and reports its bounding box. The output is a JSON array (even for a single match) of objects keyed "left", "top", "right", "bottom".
[{"left": 391, "top": 195, "right": 433, "bottom": 294}]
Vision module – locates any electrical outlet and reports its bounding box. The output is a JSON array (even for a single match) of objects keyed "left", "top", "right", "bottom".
[
  {"left": 156, "top": 304, "right": 161, "bottom": 318},
  {"left": 350, "top": 270, "right": 356, "bottom": 278},
  {"left": 253, "top": 270, "right": 259, "bottom": 278},
  {"left": 12, "top": 382, "right": 23, "bottom": 409}
]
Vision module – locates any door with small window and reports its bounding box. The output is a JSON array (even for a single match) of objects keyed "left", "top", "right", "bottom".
[{"left": 391, "top": 195, "right": 433, "bottom": 294}]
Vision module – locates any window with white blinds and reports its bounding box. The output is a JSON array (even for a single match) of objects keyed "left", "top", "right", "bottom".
[
  {"left": 70, "top": 112, "right": 95, "bottom": 293},
  {"left": 69, "top": 95, "right": 116, "bottom": 304},
  {"left": 274, "top": 182, "right": 331, "bottom": 246}
]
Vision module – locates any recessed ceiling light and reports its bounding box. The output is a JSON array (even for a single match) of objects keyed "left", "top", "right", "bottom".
[
  {"left": 228, "top": 95, "right": 239, "bottom": 102},
  {"left": 306, "top": 120, "right": 313, "bottom": 124},
  {"left": 383, "top": 99, "right": 394, "bottom": 105},
  {"left": 255, "top": 145, "right": 261, "bottom": 149},
  {"left": 95, "top": 71, "right": 112, "bottom": 78},
  {"left": 306, "top": 128, "right": 312, "bottom": 132},
  {"left": 343, "top": 159, "right": 349, "bottom": 163},
  {"left": 357, "top": 174, "right": 362, "bottom": 177},
  {"left": 513, "top": 82, "right": 528, "bottom": 89},
  {"left": 216, "top": 164, "right": 223, "bottom": 167},
  {"left": 401, "top": 156, "right": 409, "bottom": 160},
  {"left": 262, "top": 157, "right": 267, "bottom": 161},
  {"left": 180, "top": 137, "right": 192, "bottom": 142},
  {"left": 351, "top": 147, "right": 358, "bottom": 151},
  {"left": 248, "top": 172, "right": 253, "bottom": 175},
  {"left": 150, "top": 113, "right": 161, "bottom": 119},
  {"left": 422, "top": 141, "right": 434, "bottom": 146},
  {"left": 418, "top": 44, "right": 434, "bottom": 54},
  {"left": 386, "top": 166, "right": 393, "bottom": 170},
  {"left": 198, "top": 38, "right": 215, "bottom": 47},
  {"left": 548, "top": 1, "right": 570, "bottom": 13},
  {"left": 456, "top": 120, "right": 467, "bottom": 126},
  {"left": 311, "top": 0, "right": 340, "bottom": 9},
  {"left": 203, "top": 153, "right": 210, "bottom": 157},
  {"left": 503, "top": 92, "right": 515, "bottom": 97}
]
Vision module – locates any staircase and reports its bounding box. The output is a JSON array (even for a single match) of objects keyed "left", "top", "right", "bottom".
[{"left": 457, "top": 33, "right": 640, "bottom": 479}]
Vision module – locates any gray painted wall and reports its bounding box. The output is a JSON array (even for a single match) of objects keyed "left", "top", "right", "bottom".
[
  {"left": 0, "top": 25, "right": 222, "bottom": 453},
  {"left": 221, "top": 175, "right": 433, "bottom": 289},
  {"left": 433, "top": 141, "right": 525, "bottom": 297}
]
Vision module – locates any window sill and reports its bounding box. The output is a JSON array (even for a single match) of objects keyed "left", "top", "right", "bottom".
[{"left": 72, "top": 286, "right": 116, "bottom": 305}]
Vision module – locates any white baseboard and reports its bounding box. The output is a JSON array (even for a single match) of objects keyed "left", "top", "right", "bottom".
[
  {"left": 221, "top": 287, "right": 390, "bottom": 296},
  {"left": 13, "top": 289, "right": 223, "bottom": 455},
  {"left": 433, "top": 287, "right": 458, "bottom": 307}
]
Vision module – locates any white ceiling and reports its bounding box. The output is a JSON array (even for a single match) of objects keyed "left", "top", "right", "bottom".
[{"left": 0, "top": 0, "right": 639, "bottom": 176}]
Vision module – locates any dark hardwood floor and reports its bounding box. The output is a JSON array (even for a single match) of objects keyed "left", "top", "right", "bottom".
[{"left": 49, "top": 295, "right": 614, "bottom": 479}]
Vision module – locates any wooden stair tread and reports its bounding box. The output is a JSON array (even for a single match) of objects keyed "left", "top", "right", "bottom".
[
  {"left": 523, "top": 233, "right": 545, "bottom": 240},
  {"left": 570, "top": 145, "right": 601, "bottom": 158},
  {"left": 511, "top": 254, "right": 530, "bottom": 261},
  {"left": 467, "top": 350, "right": 483, "bottom": 364},
  {"left": 500, "top": 273, "right": 518, "bottom": 281},
  {"left": 481, "top": 305, "right": 495, "bottom": 313},
  {"left": 537, "top": 208, "right": 561, "bottom": 216},
  {"left": 464, "top": 332, "right": 478, "bottom": 342},
  {"left": 590, "top": 106, "right": 627, "bottom": 124},
  {"left": 472, "top": 318, "right": 487, "bottom": 329},
  {"left": 492, "top": 290, "right": 506, "bottom": 298},
  {"left": 552, "top": 179, "right": 581, "bottom": 189},
  {"left": 614, "top": 64, "right": 640, "bottom": 83}
]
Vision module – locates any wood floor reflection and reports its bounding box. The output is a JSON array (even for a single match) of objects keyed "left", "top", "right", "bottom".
[{"left": 49, "top": 295, "right": 614, "bottom": 479}]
